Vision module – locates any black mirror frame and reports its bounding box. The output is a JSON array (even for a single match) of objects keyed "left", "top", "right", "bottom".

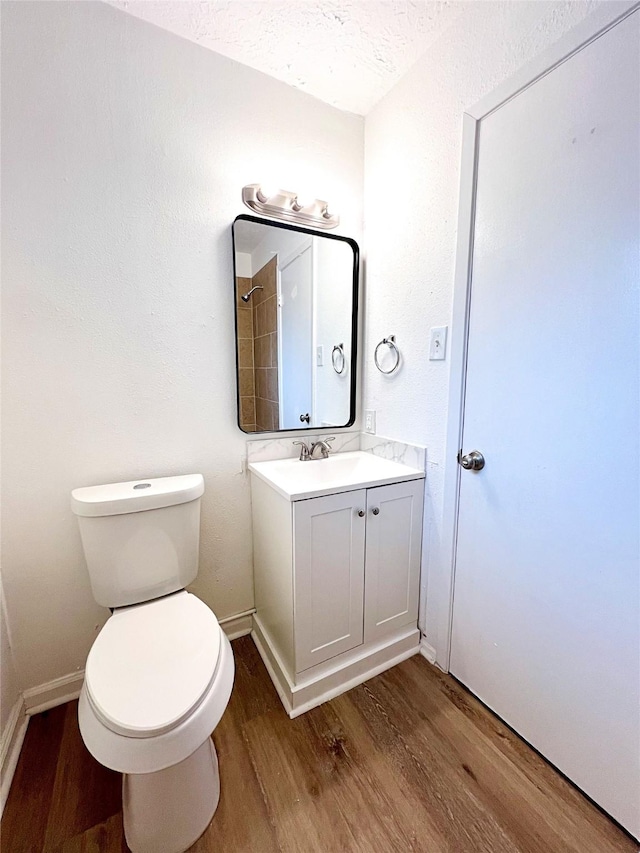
[{"left": 232, "top": 214, "right": 359, "bottom": 434}]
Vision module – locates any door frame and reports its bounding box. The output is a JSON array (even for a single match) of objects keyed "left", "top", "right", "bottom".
[{"left": 435, "top": 1, "right": 639, "bottom": 671}]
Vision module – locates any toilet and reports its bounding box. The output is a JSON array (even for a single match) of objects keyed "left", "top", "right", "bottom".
[{"left": 71, "top": 474, "right": 234, "bottom": 853}]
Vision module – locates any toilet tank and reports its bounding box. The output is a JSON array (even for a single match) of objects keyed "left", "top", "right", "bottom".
[{"left": 71, "top": 474, "right": 205, "bottom": 608}]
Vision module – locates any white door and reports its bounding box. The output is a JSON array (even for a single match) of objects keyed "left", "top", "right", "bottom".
[
  {"left": 450, "top": 12, "right": 639, "bottom": 837},
  {"left": 294, "top": 490, "right": 365, "bottom": 671},
  {"left": 279, "top": 243, "right": 313, "bottom": 429},
  {"left": 364, "top": 480, "right": 423, "bottom": 643}
]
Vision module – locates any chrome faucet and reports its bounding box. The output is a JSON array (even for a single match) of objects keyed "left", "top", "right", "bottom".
[
  {"left": 310, "top": 437, "right": 335, "bottom": 460},
  {"left": 293, "top": 440, "right": 310, "bottom": 461},
  {"left": 293, "top": 437, "right": 335, "bottom": 461}
]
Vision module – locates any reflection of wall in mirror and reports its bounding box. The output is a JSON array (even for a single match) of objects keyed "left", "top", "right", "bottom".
[
  {"left": 279, "top": 242, "right": 313, "bottom": 430},
  {"left": 236, "top": 257, "right": 279, "bottom": 432},
  {"left": 314, "top": 237, "right": 353, "bottom": 427},
  {"left": 236, "top": 273, "right": 256, "bottom": 431},
  {"left": 251, "top": 226, "right": 314, "bottom": 431},
  {"left": 252, "top": 258, "right": 279, "bottom": 431}
]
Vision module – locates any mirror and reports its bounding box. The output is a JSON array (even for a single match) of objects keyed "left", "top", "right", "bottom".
[{"left": 233, "top": 215, "right": 358, "bottom": 433}]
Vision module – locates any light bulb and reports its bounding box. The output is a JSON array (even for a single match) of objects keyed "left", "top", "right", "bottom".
[{"left": 257, "top": 185, "right": 277, "bottom": 203}]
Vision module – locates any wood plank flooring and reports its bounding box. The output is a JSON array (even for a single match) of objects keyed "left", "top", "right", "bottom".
[{"left": 1, "top": 636, "right": 636, "bottom": 852}]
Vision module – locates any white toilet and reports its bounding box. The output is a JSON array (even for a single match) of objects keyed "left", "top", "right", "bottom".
[{"left": 71, "top": 474, "right": 234, "bottom": 853}]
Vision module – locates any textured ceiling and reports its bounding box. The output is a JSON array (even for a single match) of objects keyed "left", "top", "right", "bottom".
[{"left": 105, "top": 1, "right": 463, "bottom": 115}]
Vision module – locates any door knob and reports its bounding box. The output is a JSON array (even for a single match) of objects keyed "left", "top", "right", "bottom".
[
  {"left": 371, "top": 507, "right": 380, "bottom": 515},
  {"left": 458, "top": 450, "right": 485, "bottom": 471},
  {"left": 299, "top": 413, "right": 310, "bottom": 423},
  {"left": 357, "top": 510, "right": 365, "bottom": 517}
]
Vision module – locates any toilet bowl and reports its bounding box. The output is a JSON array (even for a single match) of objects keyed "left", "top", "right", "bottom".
[
  {"left": 71, "top": 475, "right": 234, "bottom": 853},
  {"left": 78, "top": 593, "right": 234, "bottom": 853}
]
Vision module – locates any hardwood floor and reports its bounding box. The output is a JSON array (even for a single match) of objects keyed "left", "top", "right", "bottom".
[{"left": 2, "top": 636, "right": 636, "bottom": 852}]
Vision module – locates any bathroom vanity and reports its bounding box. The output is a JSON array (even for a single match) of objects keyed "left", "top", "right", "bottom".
[{"left": 249, "top": 451, "right": 424, "bottom": 716}]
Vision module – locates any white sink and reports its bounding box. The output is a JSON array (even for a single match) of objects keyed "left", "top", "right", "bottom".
[{"left": 248, "top": 451, "right": 424, "bottom": 501}]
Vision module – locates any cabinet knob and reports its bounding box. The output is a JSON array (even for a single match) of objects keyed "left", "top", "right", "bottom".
[
  {"left": 357, "top": 509, "right": 365, "bottom": 517},
  {"left": 372, "top": 507, "right": 380, "bottom": 515}
]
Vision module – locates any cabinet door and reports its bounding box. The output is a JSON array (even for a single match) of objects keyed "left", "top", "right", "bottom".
[
  {"left": 294, "top": 490, "right": 366, "bottom": 672},
  {"left": 364, "top": 479, "right": 424, "bottom": 643}
]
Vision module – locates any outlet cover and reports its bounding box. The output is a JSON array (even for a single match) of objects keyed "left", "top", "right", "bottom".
[{"left": 364, "top": 410, "right": 376, "bottom": 434}]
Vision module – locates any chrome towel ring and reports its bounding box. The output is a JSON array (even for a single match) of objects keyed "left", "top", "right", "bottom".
[
  {"left": 332, "top": 343, "right": 346, "bottom": 375},
  {"left": 374, "top": 335, "right": 400, "bottom": 375}
]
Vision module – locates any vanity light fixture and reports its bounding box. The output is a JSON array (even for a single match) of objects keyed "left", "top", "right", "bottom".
[{"left": 242, "top": 184, "right": 340, "bottom": 230}]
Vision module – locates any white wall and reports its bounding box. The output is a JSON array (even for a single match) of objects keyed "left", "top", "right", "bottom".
[
  {"left": 1, "top": 0, "right": 363, "bottom": 693},
  {"left": 235, "top": 253, "right": 252, "bottom": 279},
  {"left": 252, "top": 229, "right": 308, "bottom": 279},
  {"left": 362, "top": 0, "right": 616, "bottom": 656}
]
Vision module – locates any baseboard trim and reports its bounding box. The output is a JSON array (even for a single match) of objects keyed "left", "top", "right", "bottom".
[
  {"left": 251, "top": 621, "right": 294, "bottom": 716},
  {"left": 23, "top": 670, "right": 85, "bottom": 717},
  {"left": 219, "top": 609, "right": 255, "bottom": 641},
  {"left": 292, "top": 642, "right": 420, "bottom": 718},
  {"left": 0, "top": 696, "right": 28, "bottom": 817},
  {"left": 252, "top": 615, "right": 420, "bottom": 718},
  {"left": 2, "top": 669, "right": 86, "bottom": 811},
  {"left": 420, "top": 637, "right": 437, "bottom": 664}
]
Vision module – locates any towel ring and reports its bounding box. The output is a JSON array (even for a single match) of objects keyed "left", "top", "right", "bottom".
[
  {"left": 332, "top": 343, "right": 346, "bottom": 375},
  {"left": 374, "top": 335, "right": 400, "bottom": 375}
]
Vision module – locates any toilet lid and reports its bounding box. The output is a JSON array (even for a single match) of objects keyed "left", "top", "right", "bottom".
[{"left": 85, "top": 592, "right": 222, "bottom": 739}]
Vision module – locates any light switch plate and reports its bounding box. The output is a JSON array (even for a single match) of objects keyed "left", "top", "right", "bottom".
[
  {"left": 429, "top": 326, "right": 448, "bottom": 360},
  {"left": 364, "top": 410, "right": 376, "bottom": 434}
]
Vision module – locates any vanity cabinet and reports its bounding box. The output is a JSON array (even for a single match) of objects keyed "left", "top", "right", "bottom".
[
  {"left": 294, "top": 479, "right": 423, "bottom": 671},
  {"left": 249, "top": 454, "right": 424, "bottom": 716},
  {"left": 363, "top": 480, "right": 424, "bottom": 644},
  {"left": 294, "top": 489, "right": 366, "bottom": 671}
]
